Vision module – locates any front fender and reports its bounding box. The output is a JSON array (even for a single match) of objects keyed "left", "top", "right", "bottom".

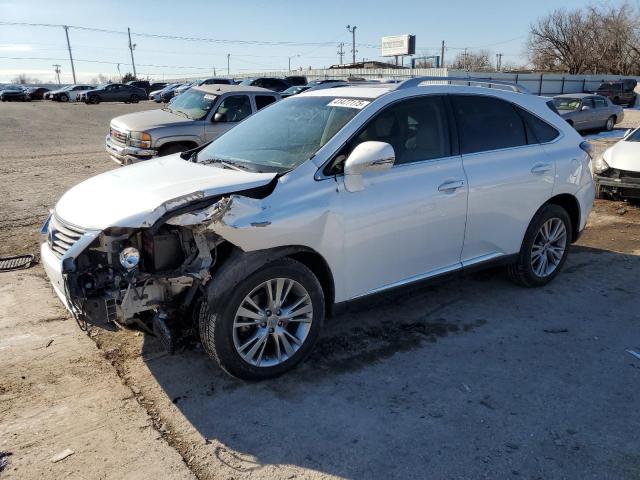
[{"left": 154, "top": 134, "right": 203, "bottom": 149}]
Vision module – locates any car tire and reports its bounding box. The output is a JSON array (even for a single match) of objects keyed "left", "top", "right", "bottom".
[
  {"left": 130, "top": 94, "right": 140, "bottom": 103},
  {"left": 89, "top": 95, "right": 100, "bottom": 104},
  {"left": 158, "top": 143, "right": 190, "bottom": 156},
  {"left": 199, "top": 257, "right": 325, "bottom": 380},
  {"left": 605, "top": 116, "right": 615, "bottom": 131},
  {"left": 507, "top": 204, "right": 572, "bottom": 288},
  {"left": 59, "top": 93, "right": 69, "bottom": 102}
]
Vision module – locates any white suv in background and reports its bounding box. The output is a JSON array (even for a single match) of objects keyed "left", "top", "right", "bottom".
[{"left": 41, "top": 77, "right": 595, "bottom": 379}]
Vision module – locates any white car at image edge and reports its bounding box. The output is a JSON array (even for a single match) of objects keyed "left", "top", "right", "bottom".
[
  {"left": 593, "top": 127, "right": 640, "bottom": 200},
  {"left": 40, "top": 77, "right": 595, "bottom": 379}
]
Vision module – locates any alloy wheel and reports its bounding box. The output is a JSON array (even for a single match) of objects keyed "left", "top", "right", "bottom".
[
  {"left": 531, "top": 218, "right": 567, "bottom": 277},
  {"left": 232, "top": 278, "right": 313, "bottom": 367}
]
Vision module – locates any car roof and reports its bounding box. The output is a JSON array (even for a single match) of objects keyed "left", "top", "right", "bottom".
[
  {"left": 194, "top": 84, "right": 275, "bottom": 94},
  {"left": 554, "top": 93, "right": 597, "bottom": 99},
  {"left": 302, "top": 84, "right": 394, "bottom": 99}
]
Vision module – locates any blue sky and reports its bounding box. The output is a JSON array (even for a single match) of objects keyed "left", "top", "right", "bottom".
[{"left": 0, "top": 0, "right": 593, "bottom": 83}]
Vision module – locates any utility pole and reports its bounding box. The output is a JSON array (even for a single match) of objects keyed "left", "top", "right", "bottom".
[
  {"left": 227, "top": 54, "right": 230, "bottom": 75},
  {"left": 440, "top": 40, "right": 445, "bottom": 68},
  {"left": 337, "top": 42, "right": 345, "bottom": 64},
  {"left": 346, "top": 25, "right": 357, "bottom": 64},
  {"left": 288, "top": 54, "right": 300, "bottom": 71},
  {"left": 463, "top": 47, "right": 468, "bottom": 71},
  {"left": 127, "top": 27, "right": 137, "bottom": 78},
  {"left": 496, "top": 53, "right": 503, "bottom": 71},
  {"left": 62, "top": 26, "right": 76, "bottom": 84},
  {"left": 52, "top": 64, "right": 61, "bottom": 85}
]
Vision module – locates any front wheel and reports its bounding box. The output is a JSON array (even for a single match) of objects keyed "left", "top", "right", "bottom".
[
  {"left": 199, "top": 258, "right": 325, "bottom": 380},
  {"left": 507, "top": 204, "right": 571, "bottom": 287},
  {"left": 130, "top": 94, "right": 139, "bottom": 103},
  {"left": 59, "top": 93, "right": 69, "bottom": 102},
  {"left": 89, "top": 95, "right": 100, "bottom": 104}
]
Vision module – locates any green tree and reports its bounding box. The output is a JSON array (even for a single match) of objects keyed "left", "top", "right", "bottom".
[{"left": 121, "top": 72, "right": 137, "bottom": 83}]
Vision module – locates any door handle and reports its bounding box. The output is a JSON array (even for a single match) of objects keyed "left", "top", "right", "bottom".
[
  {"left": 531, "top": 163, "right": 553, "bottom": 174},
  {"left": 438, "top": 180, "right": 465, "bottom": 192}
]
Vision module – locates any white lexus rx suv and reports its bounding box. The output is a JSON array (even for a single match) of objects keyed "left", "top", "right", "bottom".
[{"left": 41, "top": 78, "right": 595, "bottom": 379}]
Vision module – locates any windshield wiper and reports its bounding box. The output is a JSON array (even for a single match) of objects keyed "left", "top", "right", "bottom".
[
  {"left": 172, "top": 110, "right": 190, "bottom": 119},
  {"left": 201, "top": 158, "right": 252, "bottom": 171}
]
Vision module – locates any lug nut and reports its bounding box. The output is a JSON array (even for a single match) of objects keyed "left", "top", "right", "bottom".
[
  {"left": 265, "top": 310, "right": 271, "bottom": 316},
  {"left": 277, "top": 310, "right": 282, "bottom": 316},
  {"left": 277, "top": 321, "right": 282, "bottom": 326},
  {"left": 269, "top": 328, "right": 274, "bottom": 333},
  {"left": 261, "top": 322, "right": 266, "bottom": 328}
]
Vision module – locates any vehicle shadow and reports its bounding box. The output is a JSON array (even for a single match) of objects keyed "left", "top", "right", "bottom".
[{"left": 138, "top": 245, "right": 640, "bottom": 479}]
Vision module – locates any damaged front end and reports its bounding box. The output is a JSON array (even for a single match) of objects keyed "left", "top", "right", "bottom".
[
  {"left": 595, "top": 168, "right": 640, "bottom": 200},
  {"left": 42, "top": 194, "right": 240, "bottom": 350}
]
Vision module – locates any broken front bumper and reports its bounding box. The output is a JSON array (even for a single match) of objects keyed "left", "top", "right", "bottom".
[
  {"left": 106, "top": 134, "right": 157, "bottom": 166},
  {"left": 595, "top": 171, "right": 640, "bottom": 199}
]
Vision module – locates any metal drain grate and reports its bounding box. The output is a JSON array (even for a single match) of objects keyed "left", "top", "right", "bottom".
[{"left": 0, "top": 254, "right": 35, "bottom": 272}]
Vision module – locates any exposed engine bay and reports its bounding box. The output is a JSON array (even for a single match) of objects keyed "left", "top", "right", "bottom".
[{"left": 53, "top": 190, "right": 250, "bottom": 352}]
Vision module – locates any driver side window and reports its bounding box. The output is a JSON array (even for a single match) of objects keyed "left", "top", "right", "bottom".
[
  {"left": 325, "top": 96, "right": 450, "bottom": 175},
  {"left": 214, "top": 95, "right": 252, "bottom": 123}
]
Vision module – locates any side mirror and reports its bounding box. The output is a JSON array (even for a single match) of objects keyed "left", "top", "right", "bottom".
[
  {"left": 581, "top": 105, "right": 591, "bottom": 111},
  {"left": 343, "top": 141, "right": 395, "bottom": 192},
  {"left": 213, "top": 112, "right": 226, "bottom": 122},
  {"left": 624, "top": 129, "right": 633, "bottom": 138}
]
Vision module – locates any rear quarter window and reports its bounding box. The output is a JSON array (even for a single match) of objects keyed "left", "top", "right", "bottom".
[{"left": 515, "top": 106, "right": 560, "bottom": 144}]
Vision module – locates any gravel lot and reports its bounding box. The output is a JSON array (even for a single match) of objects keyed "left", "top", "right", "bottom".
[{"left": 1, "top": 100, "right": 639, "bottom": 480}]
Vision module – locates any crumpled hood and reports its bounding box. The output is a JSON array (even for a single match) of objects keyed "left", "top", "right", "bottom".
[
  {"left": 110, "top": 108, "right": 192, "bottom": 131},
  {"left": 604, "top": 140, "right": 640, "bottom": 172},
  {"left": 55, "top": 154, "right": 276, "bottom": 230}
]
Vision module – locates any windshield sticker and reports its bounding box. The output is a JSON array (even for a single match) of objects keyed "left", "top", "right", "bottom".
[
  {"left": 327, "top": 98, "right": 370, "bottom": 109},
  {"left": 203, "top": 94, "right": 217, "bottom": 101}
]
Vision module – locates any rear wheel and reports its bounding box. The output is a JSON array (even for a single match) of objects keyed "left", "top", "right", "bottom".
[
  {"left": 605, "top": 116, "right": 615, "bottom": 131},
  {"left": 199, "top": 258, "right": 324, "bottom": 380},
  {"left": 59, "top": 93, "right": 69, "bottom": 102},
  {"left": 507, "top": 204, "right": 571, "bottom": 287}
]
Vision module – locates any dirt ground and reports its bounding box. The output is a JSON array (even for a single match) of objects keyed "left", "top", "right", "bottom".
[{"left": 1, "top": 100, "right": 639, "bottom": 480}]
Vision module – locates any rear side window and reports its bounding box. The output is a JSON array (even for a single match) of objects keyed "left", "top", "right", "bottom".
[
  {"left": 594, "top": 97, "right": 607, "bottom": 108},
  {"left": 514, "top": 106, "right": 560, "bottom": 144},
  {"left": 255, "top": 95, "right": 277, "bottom": 110},
  {"left": 451, "top": 95, "right": 527, "bottom": 154}
]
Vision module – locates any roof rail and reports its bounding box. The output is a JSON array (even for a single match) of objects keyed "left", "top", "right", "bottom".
[{"left": 396, "top": 76, "right": 531, "bottom": 94}]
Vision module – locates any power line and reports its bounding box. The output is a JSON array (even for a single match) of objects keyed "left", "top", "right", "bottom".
[
  {"left": 0, "top": 21, "right": 379, "bottom": 48},
  {"left": 0, "top": 55, "right": 217, "bottom": 70}
]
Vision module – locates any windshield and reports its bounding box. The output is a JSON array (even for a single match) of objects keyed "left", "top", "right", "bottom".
[
  {"left": 239, "top": 78, "right": 255, "bottom": 86},
  {"left": 625, "top": 129, "right": 640, "bottom": 142},
  {"left": 165, "top": 89, "right": 217, "bottom": 120},
  {"left": 553, "top": 97, "right": 581, "bottom": 110},
  {"left": 598, "top": 83, "right": 621, "bottom": 90},
  {"left": 196, "top": 96, "right": 368, "bottom": 173}
]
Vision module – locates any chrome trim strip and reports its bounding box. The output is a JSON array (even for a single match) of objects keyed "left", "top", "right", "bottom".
[
  {"left": 350, "top": 262, "right": 462, "bottom": 300},
  {"left": 461, "top": 252, "right": 504, "bottom": 268}
]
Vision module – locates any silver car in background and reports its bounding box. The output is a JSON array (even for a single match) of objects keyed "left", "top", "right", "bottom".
[{"left": 553, "top": 93, "right": 624, "bottom": 132}]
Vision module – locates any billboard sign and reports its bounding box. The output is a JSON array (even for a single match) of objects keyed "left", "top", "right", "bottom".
[{"left": 381, "top": 35, "right": 416, "bottom": 57}]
